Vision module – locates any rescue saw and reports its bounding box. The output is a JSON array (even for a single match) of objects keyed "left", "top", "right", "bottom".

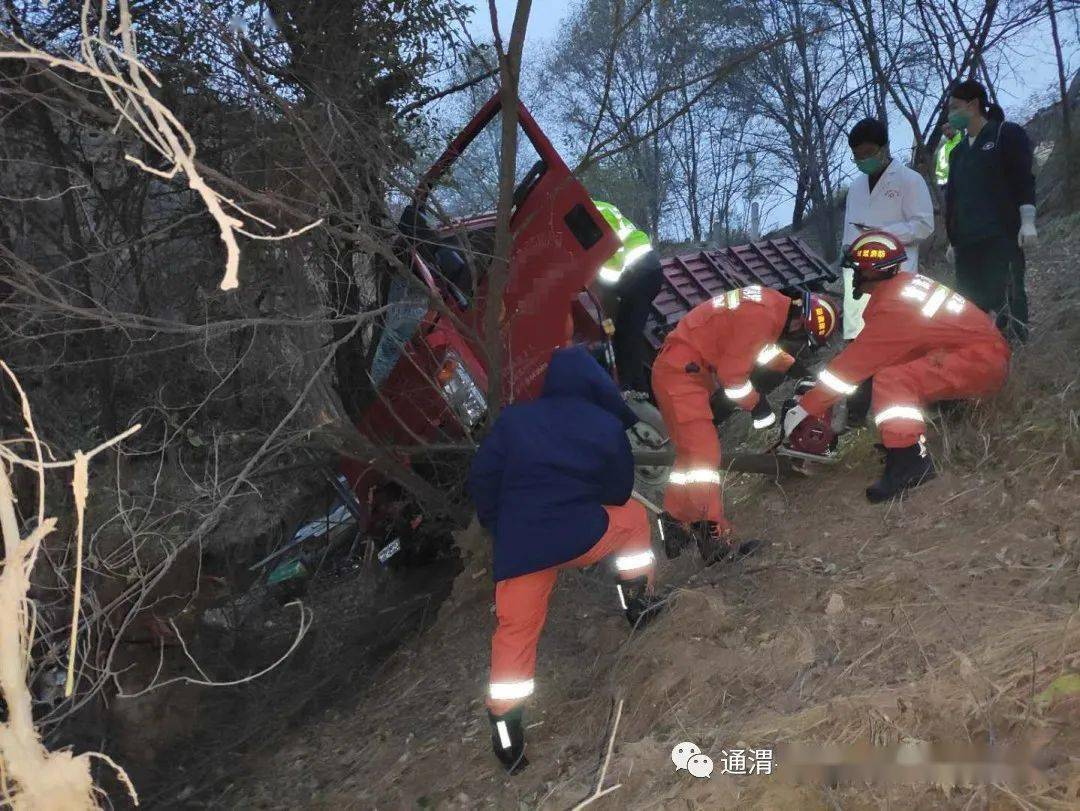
[{"left": 773, "top": 378, "right": 841, "bottom": 465}]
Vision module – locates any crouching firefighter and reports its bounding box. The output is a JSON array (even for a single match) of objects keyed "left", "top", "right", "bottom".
[
  {"left": 783, "top": 229, "right": 1011, "bottom": 502},
  {"left": 468, "top": 345, "right": 664, "bottom": 774},
  {"left": 652, "top": 285, "right": 838, "bottom": 562}
]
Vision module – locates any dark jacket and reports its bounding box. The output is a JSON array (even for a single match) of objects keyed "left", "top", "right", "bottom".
[
  {"left": 468, "top": 346, "right": 639, "bottom": 582},
  {"left": 945, "top": 119, "right": 1036, "bottom": 246}
]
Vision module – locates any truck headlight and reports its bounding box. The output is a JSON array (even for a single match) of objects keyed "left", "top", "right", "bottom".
[{"left": 436, "top": 354, "right": 487, "bottom": 429}]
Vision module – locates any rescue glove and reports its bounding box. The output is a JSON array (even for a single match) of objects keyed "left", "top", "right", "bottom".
[
  {"left": 751, "top": 398, "right": 776, "bottom": 430},
  {"left": 488, "top": 707, "right": 528, "bottom": 774},
  {"left": 1018, "top": 205, "right": 1038, "bottom": 249}
]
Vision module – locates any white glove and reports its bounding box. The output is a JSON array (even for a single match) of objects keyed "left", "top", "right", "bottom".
[
  {"left": 1018, "top": 204, "right": 1038, "bottom": 249},
  {"left": 945, "top": 244, "right": 955, "bottom": 265},
  {"left": 783, "top": 404, "right": 809, "bottom": 439}
]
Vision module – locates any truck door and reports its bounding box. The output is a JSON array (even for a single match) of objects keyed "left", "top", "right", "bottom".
[{"left": 417, "top": 93, "right": 620, "bottom": 401}]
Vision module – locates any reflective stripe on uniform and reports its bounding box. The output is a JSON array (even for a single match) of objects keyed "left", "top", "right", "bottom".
[
  {"left": 921, "top": 286, "right": 950, "bottom": 318},
  {"left": 615, "top": 583, "right": 627, "bottom": 610},
  {"left": 615, "top": 550, "right": 655, "bottom": 571},
  {"left": 496, "top": 720, "right": 512, "bottom": 749},
  {"left": 818, "top": 369, "right": 858, "bottom": 395},
  {"left": 753, "top": 412, "right": 777, "bottom": 429},
  {"left": 669, "top": 469, "right": 722, "bottom": 485},
  {"left": 489, "top": 679, "right": 535, "bottom": 701},
  {"left": 622, "top": 243, "right": 652, "bottom": 268},
  {"left": 756, "top": 344, "right": 782, "bottom": 366},
  {"left": 874, "top": 405, "right": 925, "bottom": 425},
  {"left": 724, "top": 380, "right": 753, "bottom": 399},
  {"left": 597, "top": 267, "right": 622, "bottom": 285}
]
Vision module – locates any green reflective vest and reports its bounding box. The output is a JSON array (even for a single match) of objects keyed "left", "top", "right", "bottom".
[
  {"left": 935, "top": 131, "right": 962, "bottom": 186},
  {"left": 592, "top": 199, "right": 652, "bottom": 284}
]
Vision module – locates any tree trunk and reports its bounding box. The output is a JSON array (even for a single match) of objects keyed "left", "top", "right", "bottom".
[
  {"left": 1048, "top": 0, "right": 1073, "bottom": 199},
  {"left": 792, "top": 170, "right": 808, "bottom": 231}
]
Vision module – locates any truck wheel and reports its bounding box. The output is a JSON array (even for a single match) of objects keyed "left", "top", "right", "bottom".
[{"left": 625, "top": 399, "right": 670, "bottom": 509}]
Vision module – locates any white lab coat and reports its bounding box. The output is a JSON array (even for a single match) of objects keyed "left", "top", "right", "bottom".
[{"left": 841, "top": 159, "right": 935, "bottom": 338}]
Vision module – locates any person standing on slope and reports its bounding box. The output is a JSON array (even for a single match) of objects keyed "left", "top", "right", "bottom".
[
  {"left": 468, "top": 345, "right": 664, "bottom": 774},
  {"left": 590, "top": 199, "right": 666, "bottom": 399},
  {"left": 944, "top": 80, "right": 1037, "bottom": 343}
]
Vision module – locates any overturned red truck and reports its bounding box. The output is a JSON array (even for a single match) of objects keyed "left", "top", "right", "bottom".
[{"left": 341, "top": 93, "right": 836, "bottom": 558}]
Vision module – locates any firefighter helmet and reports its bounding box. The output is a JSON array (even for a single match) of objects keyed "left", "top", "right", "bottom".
[
  {"left": 802, "top": 292, "right": 838, "bottom": 345},
  {"left": 843, "top": 229, "right": 907, "bottom": 298},
  {"left": 786, "top": 292, "right": 838, "bottom": 346}
]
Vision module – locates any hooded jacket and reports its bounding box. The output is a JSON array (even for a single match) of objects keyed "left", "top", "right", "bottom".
[{"left": 468, "top": 346, "right": 639, "bottom": 582}]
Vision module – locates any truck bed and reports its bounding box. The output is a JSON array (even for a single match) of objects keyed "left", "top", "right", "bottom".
[{"left": 646, "top": 236, "right": 835, "bottom": 349}]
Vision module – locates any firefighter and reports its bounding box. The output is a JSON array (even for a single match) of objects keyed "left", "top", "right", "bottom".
[
  {"left": 652, "top": 285, "right": 838, "bottom": 561},
  {"left": 783, "top": 229, "right": 1011, "bottom": 502},
  {"left": 591, "top": 199, "right": 665, "bottom": 398},
  {"left": 468, "top": 345, "right": 664, "bottom": 774}
]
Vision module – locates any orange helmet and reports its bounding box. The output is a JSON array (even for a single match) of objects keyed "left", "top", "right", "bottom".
[
  {"left": 787, "top": 291, "right": 838, "bottom": 346},
  {"left": 843, "top": 229, "right": 907, "bottom": 298}
]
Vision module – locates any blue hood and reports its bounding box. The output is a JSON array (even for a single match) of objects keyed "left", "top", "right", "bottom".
[
  {"left": 469, "top": 345, "right": 640, "bottom": 581},
  {"left": 541, "top": 346, "right": 639, "bottom": 429}
]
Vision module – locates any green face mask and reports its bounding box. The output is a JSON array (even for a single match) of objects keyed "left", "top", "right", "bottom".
[
  {"left": 855, "top": 154, "right": 885, "bottom": 175},
  {"left": 948, "top": 110, "right": 970, "bottom": 131}
]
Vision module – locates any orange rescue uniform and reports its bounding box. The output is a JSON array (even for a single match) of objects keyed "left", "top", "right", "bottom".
[
  {"left": 652, "top": 286, "right": 795, "bottom": 526},
  {"left": 800, "top": 274, "right": 1010, "bottom": 446},
  {"left": 488, "top": 500, "right": 654, "bottom": 715}
]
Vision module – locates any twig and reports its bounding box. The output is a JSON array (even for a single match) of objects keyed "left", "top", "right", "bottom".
[
  {"left": 570, "top": 699, "right": 625, "bottom": 811},
  {"left": 117, "top": 602, "right": 312, "bottom": 696}
]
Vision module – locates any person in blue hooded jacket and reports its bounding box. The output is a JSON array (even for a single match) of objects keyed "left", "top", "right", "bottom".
[{"left": 468, "top": 345, "right": 664, "bottom": 774}]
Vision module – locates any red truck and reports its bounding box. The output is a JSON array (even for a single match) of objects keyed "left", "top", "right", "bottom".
[{"left": 340, "top": 93, "right": 836, "bottom": 562}]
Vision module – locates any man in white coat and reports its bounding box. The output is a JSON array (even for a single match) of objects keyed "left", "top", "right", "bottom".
[
  {"left": 840, "top": 117, "right": 935, "bottom": 425},
  {"left": 842, "top": 118, "right": 935, "bottom": 338}
]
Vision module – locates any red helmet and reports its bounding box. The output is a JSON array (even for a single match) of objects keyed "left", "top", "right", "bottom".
[
  {"left": 843, "top": 230, "right": 907, "bottom": 297},
  {"left": 787, "top": 291, "right": 838, "bottom": 346}
]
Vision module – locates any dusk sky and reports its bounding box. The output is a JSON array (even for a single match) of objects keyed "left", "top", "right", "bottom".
[{"left": 465, "top": 2, "right": 1065, "bottom": 233}]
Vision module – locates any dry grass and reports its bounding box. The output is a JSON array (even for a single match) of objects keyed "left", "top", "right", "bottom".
[{"left": 214, "top": 222, "right": 1080, "bottom": 811}]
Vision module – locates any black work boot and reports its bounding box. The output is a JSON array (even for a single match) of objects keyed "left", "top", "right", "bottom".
[
  {"left": 488, "top": 707, "right": 528, "bottom": 774},
  {"left": 865, "top": 439, "right": 937, "bottom": 503},
  {"left": 692, "top": 521, "right": 733, "bottom": 566},
  {"left": 659, "top": 512, "right": 692, "bottom": 559},
  {"left": 617, "top": 575, "right": 665, "bottom": 627},
  {"left": 692, "top": 521, "right": 764, "bottom": 566}
]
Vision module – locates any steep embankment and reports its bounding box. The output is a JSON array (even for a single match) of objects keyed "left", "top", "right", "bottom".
[{"left": 220, "top": 226, "right": 1078, "bottom": 810}]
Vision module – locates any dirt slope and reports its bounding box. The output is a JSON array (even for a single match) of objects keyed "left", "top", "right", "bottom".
[{"left": 218, "top": 225, "right": 1080, "bottom": 810}]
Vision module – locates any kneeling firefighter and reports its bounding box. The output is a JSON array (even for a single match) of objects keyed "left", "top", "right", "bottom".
[
  {"left": 783, "top": 229, "right": 1011, "bottom": 502},
  {"left": 468, "top": 346, "right": 665, "bottom": 774},
  {"left": 652, "top": 285, "right": 838, "bottom": 562}
]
